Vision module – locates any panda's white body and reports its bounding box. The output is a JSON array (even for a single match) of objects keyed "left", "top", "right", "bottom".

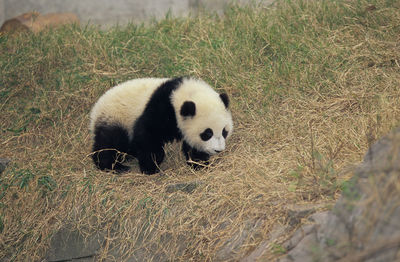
[
  {"left": 89, "top": 77, "right": 233, "bottom": 174},
  {"left": 90, "top": 78, "right": 168, "bottom": 140}
]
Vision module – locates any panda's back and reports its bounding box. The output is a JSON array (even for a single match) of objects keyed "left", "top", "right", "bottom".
[{"left": 89, "top": 78, "right": 169, "bottom": 139}]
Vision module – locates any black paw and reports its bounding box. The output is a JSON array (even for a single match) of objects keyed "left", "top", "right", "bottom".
[
  {"left": 141, "top": 168, "right": 159, "bottom": 175},
  {"left": 182, "top": 141, "right": 210, "bottom": 170},
  {"left": 186, "top": 160, "right": 210, "bottom": 170},
  {"left": 137, "top": 149, "right": 165, "bottom": 175},
  {"left": 113, "top": 163, "right": 131, "bottom": 173}
]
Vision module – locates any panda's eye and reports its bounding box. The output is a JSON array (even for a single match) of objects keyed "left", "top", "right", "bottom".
[
  {"left": 200, "top": 128, "right": 213, "bottom": 141},
  {"left": 222, "top": 128, "right": 228, "bottom": 139}
]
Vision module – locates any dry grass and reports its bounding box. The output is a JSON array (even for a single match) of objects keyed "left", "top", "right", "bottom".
[{"left": 1, "top": 0, "right": 400, "bottom": 260}]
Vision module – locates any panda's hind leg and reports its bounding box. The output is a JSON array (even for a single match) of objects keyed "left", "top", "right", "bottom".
[
  {"left": 92, "top": 124, "right": 131, "bottom": 173},
  {"left": 137, "top": 148, "right": 165, "bottom": 175}
]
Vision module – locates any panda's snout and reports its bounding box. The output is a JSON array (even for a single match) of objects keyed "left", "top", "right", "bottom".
[
  {"left": 214, "top": 138, "right": 225, "bottom": 153},
  {"left": 205, "top": 137, "right": 226, "bottom": 155}
]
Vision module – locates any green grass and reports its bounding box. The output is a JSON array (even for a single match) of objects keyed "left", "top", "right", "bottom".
[{"left": 1, "top": 0, "right": 400, "bottom": 260}]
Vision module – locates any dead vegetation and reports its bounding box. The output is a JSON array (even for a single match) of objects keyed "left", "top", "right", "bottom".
[{"left": 1, "top": 0, "right": 400, "bottom": 260}]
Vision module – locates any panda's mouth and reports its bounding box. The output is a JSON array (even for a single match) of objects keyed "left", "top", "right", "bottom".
[{"left": 208, "top": 149, "right": 223, "bottom": 155}]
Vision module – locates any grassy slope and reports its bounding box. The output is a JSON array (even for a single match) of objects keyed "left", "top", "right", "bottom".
[{"left": 1, "top": 0, "right": 400, "bottom": 260}]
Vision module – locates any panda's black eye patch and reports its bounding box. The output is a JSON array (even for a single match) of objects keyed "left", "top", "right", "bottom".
[
  {"left": 200, "top": 128, "right": 213, "bottom": 141},
  {"left": 222, "top": 128, "right": 228, "bottom": 138}
]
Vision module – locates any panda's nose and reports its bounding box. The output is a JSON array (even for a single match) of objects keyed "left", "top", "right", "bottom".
[{"left": 216, "top": 138, "right": 226, "bottom": 152}]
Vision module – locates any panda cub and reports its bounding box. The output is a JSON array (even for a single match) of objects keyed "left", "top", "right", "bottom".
[{"left": 89, "top": 77, "right": 233, "bottom": 174}]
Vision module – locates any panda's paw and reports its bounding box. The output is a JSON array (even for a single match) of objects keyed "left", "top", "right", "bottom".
[
  {"left": 112, "top": 163, "right": 131, "bottom": 174},
  {"left": 186, "top": 160, "right": 210, "bottom": 170},
  {"left": 138, "top": 161, "right": 160, "bottom": 175},
  {"left": 142, "top": 169, "right": 159, "bottom": 175}
]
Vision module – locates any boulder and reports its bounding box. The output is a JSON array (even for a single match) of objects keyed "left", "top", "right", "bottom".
[
  {"left": 0, "top": 12, "right": 79, "bottom": 34},
  {"left": 279, "top": 128, "right": 400, "bottom": 262}
]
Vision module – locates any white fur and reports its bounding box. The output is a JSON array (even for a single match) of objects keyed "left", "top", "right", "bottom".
[
  {"left": 89, "top": 78, "right": 168, "bottom": 139},
  {"left": 171, "top": 78, "right": 233, "bottom": 155}
]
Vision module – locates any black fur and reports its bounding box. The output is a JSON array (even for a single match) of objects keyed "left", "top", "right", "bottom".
[
  {"left": 219, "top": 93, "right": 229, "bottom": 108},
  {"left": 222, "top": 128, "right": 228, "bottom": 139},
  {"left": 182, "top": 141, "right": 210, "bottom": 169},
  {"left": 92, "top": 124, "right": 131, "bottom": 173},
  {"left": 91, "top": 77, "right": 184, "bottom": 174},
  {"left": 200, "top": 128, "right": 213, "bottom": 141},
  {"left": 131, "top": 77, "right": 183, "bottom": 174},
  {"left": 180, "top": 101, "right": 196, "bottom": 117}
]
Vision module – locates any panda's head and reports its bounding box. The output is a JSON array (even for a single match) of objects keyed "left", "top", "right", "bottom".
[{"left": 171, "top": 78, "right": 233, "bottom": 155}]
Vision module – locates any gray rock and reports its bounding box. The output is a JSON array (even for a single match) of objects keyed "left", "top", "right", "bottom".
[
  {"left": 165, "top": 181, "right": 202, "bottom": 194},
  {"left": 237, "top": 204, "right": 329, "bottom": 261},
  {"left": 240, "top": 224, "right": 287, "bottom": 262},
  {"left": 279, "top": 127, "right": 400, "bottom": 262},
  {"left": 285, "top": 203, "right": 326, "bottom": 227},
  {"left": 0, "top": 158, "right": 10, "bottom": 174},
  {"left": 216, "top": 218, "right": 264, "bottom": 261},
  {"left": 45, "top": 224, "right": 173, "bottom": 262},
  {"left": 46, "top": 226, "right": 105, "bottom": 262}
]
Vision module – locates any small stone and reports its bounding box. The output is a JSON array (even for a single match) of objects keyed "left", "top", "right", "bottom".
[
  {"left": 0, "top": 158, "right": 10, "bottom": 174},
  {"left": 165, "top": 181, "right": 201, "bottom": 194}
]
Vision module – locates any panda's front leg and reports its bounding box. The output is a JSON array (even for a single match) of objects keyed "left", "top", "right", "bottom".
[
  {"left": 182, "top": 141, "right": 210, "bottom": 170},
  {"left": 138, "top": 148, "right": 165, "bottom": 175}
]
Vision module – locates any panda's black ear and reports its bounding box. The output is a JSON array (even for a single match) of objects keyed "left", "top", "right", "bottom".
[
  {"left": 220, "top": 93, "right": 229, "bottom": 108},
  {"left": 180, "top": 101, "right": 196, "bottom": 117}
]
